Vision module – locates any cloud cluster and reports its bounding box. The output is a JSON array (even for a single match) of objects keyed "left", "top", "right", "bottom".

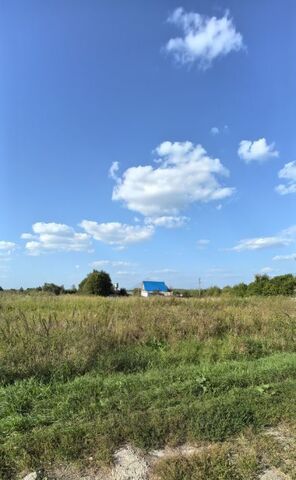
[
  {"left": 238, "top": 138, "right": 279, "bottom": 163},
  {"left": 21, "top": 219, "right": 156, "bottom": 254},
  {"left": 165, "top": 8, "right": 243, "bottom": 68},
  {"left": 275, "top": 161, "right": 296, "bottom": 195},
  {"left": 22, "top": 222, "right": 91, "bottom": 255},
  {"left": 80, "top": 220, "right": 154, "bottom": 246},
  {"left": 112, "top": 141, "right": 234, "bottom": 217}
]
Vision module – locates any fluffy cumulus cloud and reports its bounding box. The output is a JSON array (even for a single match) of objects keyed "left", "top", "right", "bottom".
[
  {"left": 80, "top": 221, "right": 154, "bottom": 246},
  {"left": 275, "top": 161, "right": 296, "bottom": 195},
  {"left": 22, "top": 222, "right": 91, "bottom": 255},
  {"left": 145, "top": 215, "right": 189, "bottom": 229},
  {"left": 112, "top": 141, "right": 235, "bottom": 217},
  {"left": 165, "top": 8, "right": 243, "bottom": 68},
  {"left": 238, "top": 138, "right": 279, "bottom": 163}
]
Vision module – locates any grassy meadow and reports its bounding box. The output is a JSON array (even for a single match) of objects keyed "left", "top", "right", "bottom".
[{"left": 0, "top": 294, "right": 295, "bottom": 479}]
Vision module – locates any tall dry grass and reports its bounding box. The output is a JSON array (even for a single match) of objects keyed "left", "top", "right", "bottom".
[{"left": 0, "top": 294, "right": 295, "bottom": 383}]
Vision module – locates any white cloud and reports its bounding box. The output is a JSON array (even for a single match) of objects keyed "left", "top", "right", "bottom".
[
  {"left": 211, "top": 127, "right": 219, "bottom": 135},
  {"left": 165, "top": 8, "right": 243, "bottom": 68},
  {"left": 112, "top": 141, "right": 235, "bottom": 217},
  {"left": 21, "top": 233, "right": 36, "bottom": 240},
  {"left": 145, "top": 215, "right": 189, "bottom": 229},
  {"left": 273, "top": 253, "right": 296, "bottom": 261},
  {"left": 80, "top": 220, "right": 154, "bottom": 246},
  {"left": 33, "top": 223, "right": 73, "bottom": 235},
  {"left": 238, "top": 138, "right": 279, "bottom": 163},
  {"left": 150, "top": 268, "right": 177, "bottom": 274},
  {"left": 22, "top": 222, "right": 91, "bottom": 255},
  {"left": 109, "top": 161, "right": 120, "bottom": 180},
  {"left": 91, "top": 260, "right": 110, "bottom": 268},
  {"left": 232, "top": 225, "right": 296, "bottom": 252},
  {"left": 232, "top": 236, "right": 291, "bottom": 252},
  {"left": 278, "top": 162, "right": 296, "bottom": 181},
  {"left": 260, "top": 267, "right": 273, "bottom": 274},
  {"left": 276, "top": 161, "right": 296, "bottom": 195},
  {"left": 197, "top": 239, "right": 210, "bottom": 249},
  {"left": 91, "top": 260, "right": 136, "bottom": 268},
  {"left": 116, "top": 270, "right": 137, "bottom": 276},
  {"left": 276, "top": 184, "right": 296, "bottom": 195},
  {"left": 0, "top": 241, "right": 16, "bottom": 253}
]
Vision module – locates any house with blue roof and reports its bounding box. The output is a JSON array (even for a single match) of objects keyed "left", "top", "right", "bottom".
[{"left": 141, "top": 280, "right": 171, "bottom": 297}]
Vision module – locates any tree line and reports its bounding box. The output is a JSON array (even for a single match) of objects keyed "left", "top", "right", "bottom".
[
  {"left": 0, "top": 270, "right": 127, "bottom": 296},
  {"left": 1, "top": 272, "right": 296, "bottom": 297},
  {"left": 173, "top": 274, "right": 296, "bottom": 297}
]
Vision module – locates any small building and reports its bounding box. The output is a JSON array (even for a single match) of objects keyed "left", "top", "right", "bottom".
[{"left": 141, "top": 281, "right": 171, "bottom": 297}]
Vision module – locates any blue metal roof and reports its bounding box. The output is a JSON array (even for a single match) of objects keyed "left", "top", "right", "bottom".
[{"left": 142, "top": 281, "right": 168, "bottom": 292}]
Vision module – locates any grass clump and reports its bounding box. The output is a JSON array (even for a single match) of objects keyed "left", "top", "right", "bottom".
[{"left": 153, "top": 444, "right": 246, "bottom": 480}]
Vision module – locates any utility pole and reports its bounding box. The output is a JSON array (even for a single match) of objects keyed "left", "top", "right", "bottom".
[{"left": 198, "top": 277, "right": 201, "bottom": 297}]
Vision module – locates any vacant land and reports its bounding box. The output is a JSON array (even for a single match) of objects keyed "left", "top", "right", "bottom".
[{"left": 0, "top": 294, "right": 295, "bottom": 479}]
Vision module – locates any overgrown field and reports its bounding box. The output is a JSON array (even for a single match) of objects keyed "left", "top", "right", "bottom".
[{"left": 0, "top": 294, "right": 295, "bottom": 479}]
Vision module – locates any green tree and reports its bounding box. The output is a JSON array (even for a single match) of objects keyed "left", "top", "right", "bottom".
[
  {"left": 79, "top": 270, "right": 113, "bottom": 296},
  {"left": 205, "top": 286, "right": 222, "bottom": 297},
  {"left": 42, "top": 283, "right": 64, "bottom": 295},
  {"left": 231, "top": 283, "right": 248, "bottom": 297},
  {"left": 117, "top": 288, "right": 128, "bottom": 296},
  {"left": 269, "top": 274, "right": 296, "bottom": 295},
  {"left": 248, "top": 274, "right": 270, "bottom": 296}
]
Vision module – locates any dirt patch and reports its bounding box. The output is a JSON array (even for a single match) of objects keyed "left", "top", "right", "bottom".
[
  {"left": 259, "top": 468, "right": 291, "bottom": 480},
  {"left": 110, "top": 446, "right": 148, "bottom": 480},
  {"left": 149, "top": 443, "right": 206, "bottom": 461},
  {"left": 25, "top": 443, "right": 209, "bottom": 480},
  {"left": 22, "top": 426, "right": 296, "bottom": 480},
  {"left": 264, "top": 425, "right": 295, "bottom": 449}
]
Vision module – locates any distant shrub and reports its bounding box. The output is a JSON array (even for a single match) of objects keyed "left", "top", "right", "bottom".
[
  {"left": 42, "top": 283, "right": 64, "bottom": 295},
  {"left": 79, "top": 270, "right": 113, "bottom": 296}
]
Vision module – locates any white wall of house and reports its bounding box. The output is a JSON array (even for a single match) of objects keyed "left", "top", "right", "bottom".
[{"left": 141, "top": 289, "right": 172, "bottom": 297}]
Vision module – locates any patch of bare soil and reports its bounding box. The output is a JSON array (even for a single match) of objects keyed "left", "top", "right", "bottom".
[
  {"left": 22, "top": 425, "right": 296, "bottom": 480},
  {"left": 259, "top": 469, "right": 291, "bottom": 480}
]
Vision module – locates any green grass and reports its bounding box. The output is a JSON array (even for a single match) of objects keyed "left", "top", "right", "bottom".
[
  {"left": 153, "top": 443, "right": 253, "bottom": 480},
  {"left": 0, "top": 294, "right": 295, "bottom": 479}
]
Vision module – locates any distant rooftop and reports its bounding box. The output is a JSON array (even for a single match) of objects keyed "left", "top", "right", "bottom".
[{"left": 142, "top": 281, "right": 169, "bottom": 292}]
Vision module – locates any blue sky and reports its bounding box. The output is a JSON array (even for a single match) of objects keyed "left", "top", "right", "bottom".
[{"left": 1, "top": 0, "right": 296, "bottom": 289}]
